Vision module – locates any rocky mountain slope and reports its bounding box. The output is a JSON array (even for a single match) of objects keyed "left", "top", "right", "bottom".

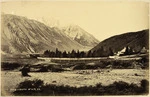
[
  {"left": 1, "top": 14, "right": 94, "bottom": 54},
  {"left": 91, "top": 29, "right": 149, "bottom": 55},
  {"left": 38, "top": 18, "right": 99, "bottom": 47},
  {"left": 61, "top": 25, "right": 99, "bottom": 47}
]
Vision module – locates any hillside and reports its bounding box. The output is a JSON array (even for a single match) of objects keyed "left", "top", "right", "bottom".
[
  {"left": 1, "top": 14, "right": 95, "bottom": 54},
  {"left": 91, "top": 29, "right": 149, "bottom": 56}
]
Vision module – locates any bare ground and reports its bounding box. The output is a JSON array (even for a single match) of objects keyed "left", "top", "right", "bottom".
[{"left": 1, "top": 69, "right": 149, "bottom": 96}]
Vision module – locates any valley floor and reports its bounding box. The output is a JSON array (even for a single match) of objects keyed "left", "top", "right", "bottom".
[{"left": 1, "top": 69, "right": 149, "bottom": 96}]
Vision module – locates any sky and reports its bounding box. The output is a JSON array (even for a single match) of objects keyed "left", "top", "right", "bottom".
[{"left": 1, "top": 1, "right": 149, "bottom": 41}]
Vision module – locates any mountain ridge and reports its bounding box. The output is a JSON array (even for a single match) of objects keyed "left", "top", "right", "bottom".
[
  {"left": 91, "top": 29, "right": 149, "bottom": 56},
  {"left": 61, "top": 24, "right": 99, "bottom": 47},
  {"left": 2, "top": 14, "right": 95, "bottom": 54}
]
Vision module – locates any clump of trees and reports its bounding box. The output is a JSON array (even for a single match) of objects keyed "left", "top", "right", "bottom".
[
  {"left": 44, "top": 47, "right": 114, "bottom": 58},
  {"left": 119, "top": 46, "right": 135, "bottom": 56},
  {"left": 120, "top": 46, "right": 148, "bottom": 56},
  {"left": 44, "top": 48, "right": 86, "bottom": 58},
  {"left": 124, "top": 46, "right": 134, "bottom": 55}
]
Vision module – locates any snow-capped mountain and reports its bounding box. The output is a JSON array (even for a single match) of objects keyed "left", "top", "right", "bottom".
[
  {"left": 1, "top": 14, "right": 99, "bottom": 54},
  {"left": 1, "top": 14, "right": 87, "bottom": 54},
  {"left": 61, "top": 25, "right": 99, "bottom": 47},
  {"left": 39, "top": 18, "right": 99, "bottom": 47}
]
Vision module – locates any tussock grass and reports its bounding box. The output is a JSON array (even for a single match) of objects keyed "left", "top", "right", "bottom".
[{"left": 13, "top": 79, "right": 149, "bottom": 96}]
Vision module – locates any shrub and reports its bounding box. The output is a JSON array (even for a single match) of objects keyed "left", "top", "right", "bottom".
[
  {"left": 72, "top": 63, "right": 86, "bottom": 70},
  {"left": 17, "top": 79, "right": 44, "bottom": 89},
  {"left": 13, "top": 79, "right": 149, "bottom": 96},
  {"left": 13, "top": 79, "right": 43, "bottom": 96},
  {"left": 47, "top": 65, "right": 64, "bottom": 72},
  {"left": 1, "top": 62, "right": 21, "bottom": 70},
  {"left": 51, "top": 67, "right": 64, "bottom": 72},
  {"left": 38, "top": 66, "right": 48, "bottom": 72},
  {"left": 140, "top": 79, "right": 149, "bottom": 94}
]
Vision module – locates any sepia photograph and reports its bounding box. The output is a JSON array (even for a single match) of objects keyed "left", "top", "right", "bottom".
[{"left": 0, "top": 0, "right": 149, "bottom": 96}]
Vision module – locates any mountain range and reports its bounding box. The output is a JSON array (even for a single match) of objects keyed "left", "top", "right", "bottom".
[
  {"left": 1, "top": 14, "right": 99, "bottom": 54},
  {"left": 39, "top": 18, "right": 99, "bottom": 47},
  {"left": 1, "top": 14, "right": 149, "bottom": 55}
]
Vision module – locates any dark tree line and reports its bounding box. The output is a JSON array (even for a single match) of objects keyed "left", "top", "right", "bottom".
[
  {"left": 44, "top": 48, "right": 87, "bottom": 58},
  {"left": 43, "top": 46, "right": 147, "bottom": 58},
  {"left": 43, "top": 47, "right": 114, "bottom": 58}
]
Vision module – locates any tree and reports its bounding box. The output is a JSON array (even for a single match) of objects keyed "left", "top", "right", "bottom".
[
  {"left": 67, "top": 51, "right": 71, "bottom": 58},
  {"left": 55, "top": 48, "right": 59, "bottom": 57},
  {"left": 87, "top": 50, "right": 92, "bottom": 57},
  {"left": 58, "top": 51, "right": 62, "bottom": 58},
  {"left": 71, "top": 50, "right": 76, "bottom": 58},
  {"left": 124, "top": 46, "right": 133, "bottom": 55},
  {"left": 76, "top": 50, "right": 80, "bottom": 58},
  {"left": 44, "top": 50, "right": 50, "bottom": 57},
  {"left": 62, "top": 51, "right": 67, "bottom": 58},
  {"left": 80, "top": 51, "right": 86, "bottom": 58},
  {"left": 128, "top": 47, "right": 133, "bottom": 55},
  {"left": 50, "top": 51, "right": 55, "bottom": 57}
]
